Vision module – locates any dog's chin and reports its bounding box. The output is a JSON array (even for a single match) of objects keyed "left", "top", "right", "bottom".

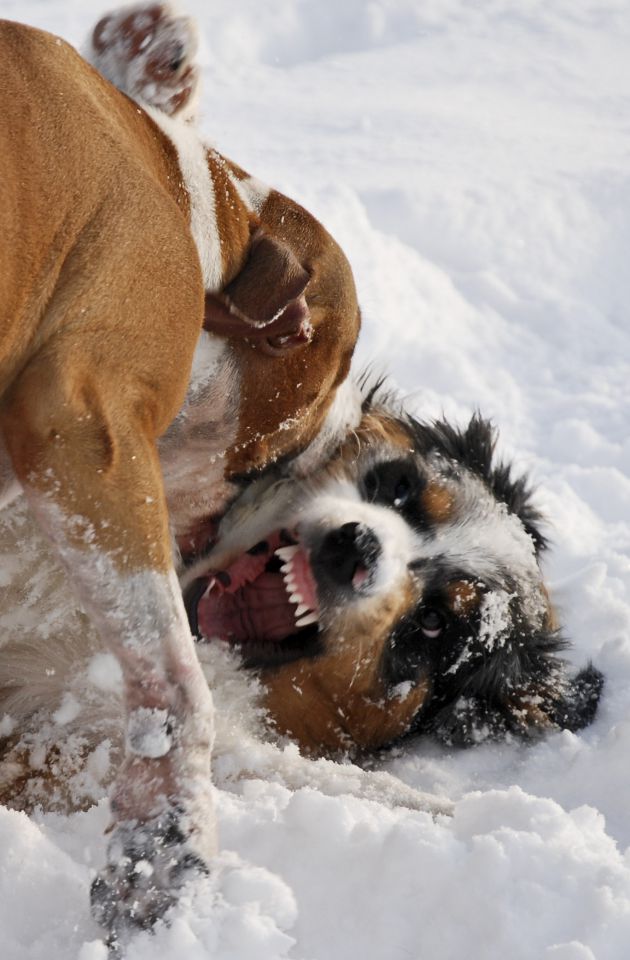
[{"left": 184, "top": 531, "right": 323, "bottom": 669}]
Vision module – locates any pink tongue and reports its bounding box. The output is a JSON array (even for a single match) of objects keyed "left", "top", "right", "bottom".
[{"left": 197, "top": 573, "right": 302, "bottom": 643}]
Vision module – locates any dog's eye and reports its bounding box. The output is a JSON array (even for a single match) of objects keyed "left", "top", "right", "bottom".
[
  {"left": 419, "top": 607, "right": 445, "bottom": 639},
  {"left": 393, "top": 476, "right": 412, "bottom": 508},
  {"left": 363, "top": 460, "right": 417, "bottom": 511}
]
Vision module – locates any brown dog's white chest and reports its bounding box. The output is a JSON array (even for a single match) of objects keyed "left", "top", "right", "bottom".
[{"left": 159, "top": 333, "right": 241, "bottom": 543}]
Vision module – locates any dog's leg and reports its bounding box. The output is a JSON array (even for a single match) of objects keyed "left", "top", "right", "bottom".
[
  {"left": 0, "top": 239, "right": 213, "bottom": 944},
  {"left": 87, "top": 3, "right": 200, "bottom": 120},
  {"left": 2, "top": 390, "right": 215, "bottom": 942},
  {"left": 2, "top": 373, "right": 215, "bottom": 943}
]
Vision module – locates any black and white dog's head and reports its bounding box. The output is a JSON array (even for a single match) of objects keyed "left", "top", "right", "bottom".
[{"left": 185, "top": 387, "right": 603, "bottom": 755}]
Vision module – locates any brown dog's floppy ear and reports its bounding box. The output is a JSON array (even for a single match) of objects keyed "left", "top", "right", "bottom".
[
  {"left": 204, "top": 232, "right": 313, "bottom": 351},
  {"left": 224, "top": 232, "right": 310, "bottom": 327}
]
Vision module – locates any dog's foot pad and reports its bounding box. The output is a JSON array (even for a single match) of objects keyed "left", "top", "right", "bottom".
[
  {"left": 89, "top": 4, "right": 199, "bottom": 118},
  {"left": 91, "top": 807, "right": 212, "bottom": 949}
]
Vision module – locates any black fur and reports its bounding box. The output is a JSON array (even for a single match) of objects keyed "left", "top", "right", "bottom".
[
  {"left": 374, "top": 410, "right": 603, "bottom": 747},
  {"left": 407, "top": 413, "right": 549, "bottom": 554}
]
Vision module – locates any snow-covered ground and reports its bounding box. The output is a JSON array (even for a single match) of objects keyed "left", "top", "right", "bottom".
[{"left": 2, "top": 1, "right": 630, "bottom": 957}]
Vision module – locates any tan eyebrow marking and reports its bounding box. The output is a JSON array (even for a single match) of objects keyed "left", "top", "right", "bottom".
[
  {"left": 421, "top": 481, "right": 455, "bottom": 525},
  {"left": 446, "top": 580, "right": 481, "bottom": 616},
  {"left": 355, "top": 413, "right": 414, "bottom": 449}
]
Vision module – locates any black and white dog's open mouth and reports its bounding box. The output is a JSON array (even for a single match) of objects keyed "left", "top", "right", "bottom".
[{"left": 184, "top": 531, "right": 322, "bottom": 668}]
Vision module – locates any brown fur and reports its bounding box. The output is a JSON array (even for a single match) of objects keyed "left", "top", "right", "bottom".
[
  {"left": 224, "top": 187, "right": 359, "bottom": 476},
  {"left": 261, "top": 578, "right": 429, "bottom": 753},
  {"left": 0, "top": 18, "right": 362, "bottom": 928},
  {"left": 422, "top": 482, "right": 455, "bottom": 525},
  {"left": 446, "top": 579, "right": 481, "bottom": 616}
]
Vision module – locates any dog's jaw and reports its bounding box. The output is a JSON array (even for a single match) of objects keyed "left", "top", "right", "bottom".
[{"left": 159, "top": 333, "right": 242, "bottom": 541}]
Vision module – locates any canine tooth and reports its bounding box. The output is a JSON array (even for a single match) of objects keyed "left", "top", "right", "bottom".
[
  {"left": 295, "top": 611, "right": 318, "bottom": 627},
  {"left": 276, "top": 545, "right": 299, "bottom": 562},
  {"left": 295, "top": 603, "right": 310, "bottom": 618},
  {"left": 201, "top": 579, "right": 217, "bottom": 600}
]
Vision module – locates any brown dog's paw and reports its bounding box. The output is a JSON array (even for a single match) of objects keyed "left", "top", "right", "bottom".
[
  {"left": 89, "top": 3, "right": 200, "bottom": 119},
  {"left": 91, "top": 800, "right": 216, "bottom": 951}
]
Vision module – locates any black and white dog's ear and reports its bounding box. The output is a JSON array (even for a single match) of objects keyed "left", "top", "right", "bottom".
[
  {"left": 545, "top": 663, "right": 604, "bottom": 732},
  {"left": 460, "top": 413, "right": 549, "bottom": 554},
  {"left": 427, "top": 662, "right": 604, "bottom": 747},
  {"left": 425, "top": 696, "right": 513, "bottom": 747}
]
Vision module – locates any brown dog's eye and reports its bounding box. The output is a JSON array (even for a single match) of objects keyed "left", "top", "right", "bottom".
[{"left": 419, "top": 607, "right": 445, "bottom": 639}]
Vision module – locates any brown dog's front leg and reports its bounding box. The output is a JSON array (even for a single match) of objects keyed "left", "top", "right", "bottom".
[
  {"left": 1, "top": 363, "right": 215, "bottom": 948},
  {"left": 85, "top": 563, "right": 216, "bottom": 945}
]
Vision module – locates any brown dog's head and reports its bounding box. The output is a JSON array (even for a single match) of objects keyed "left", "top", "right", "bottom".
[
  {"left": 87, "top": 3, "right": 362, "bottom": 499},
  {"left": 200, "top": 173, "right": 362, "bottom": 480},
  {"left": 184, "top": 386, "right": 603, "bottom": 756}
]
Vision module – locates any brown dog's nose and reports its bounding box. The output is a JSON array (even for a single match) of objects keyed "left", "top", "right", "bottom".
[{"left": 317, "top": 522, "right": 381, "bottom": 591}]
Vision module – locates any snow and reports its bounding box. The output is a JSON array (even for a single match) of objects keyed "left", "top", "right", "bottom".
[{"left": 2, "top": 0, "right": 630, "bottom": 957}]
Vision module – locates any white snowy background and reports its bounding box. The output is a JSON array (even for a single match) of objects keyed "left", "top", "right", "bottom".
[{"left": 2, "top": 1, "right": 630, "bottom": 957}]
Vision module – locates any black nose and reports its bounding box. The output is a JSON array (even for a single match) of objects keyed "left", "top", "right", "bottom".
[{"left": 316, "top": 522, "right": 381, "bottom": 590}]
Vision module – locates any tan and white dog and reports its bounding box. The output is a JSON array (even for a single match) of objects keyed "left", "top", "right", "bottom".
[{"left": 0, "top": 3, "right": 362, "bottom": 943}]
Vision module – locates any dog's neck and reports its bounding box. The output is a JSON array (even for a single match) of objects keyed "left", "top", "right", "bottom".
[
  {"left": 161, "top": 331, "right": 363, "bottom": 549},
  {"left": 141, "top": 106, "right": 362, "bottom": 545}
]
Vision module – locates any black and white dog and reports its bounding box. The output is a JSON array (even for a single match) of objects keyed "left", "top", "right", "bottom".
[
  {"left": 0, "top": 381, "right": 602, "bottom": 816},
  {"left": 182, "top": 382, "right": 603, "bottom": 756}
]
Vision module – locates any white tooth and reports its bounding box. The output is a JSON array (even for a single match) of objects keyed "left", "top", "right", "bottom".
[
  {"left": 295, "top": 603, "right": 310, "bottom": 617},
  {"left": 289, "top": 591, "right": 304, "bottom": 605},
  {"left": 280, "top": 561, "right": 293, "bottom": 574},
  {"left": 276, "top": 545, "right": 299, "bottom": 561},
  {"left": 201, "top": 579, "right": 217, "bottom": 600},
  {"left": 296, "top": 611, "right": 318, "bottom": 627}
]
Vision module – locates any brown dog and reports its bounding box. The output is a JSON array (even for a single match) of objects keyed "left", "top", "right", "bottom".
[{"left": 0, "top": 8, "right": 360, "bottom": 943}]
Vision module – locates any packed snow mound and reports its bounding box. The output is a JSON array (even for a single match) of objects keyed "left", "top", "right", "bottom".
[{"left": 1, "top": 0, "right": 630, "bottom": 957}]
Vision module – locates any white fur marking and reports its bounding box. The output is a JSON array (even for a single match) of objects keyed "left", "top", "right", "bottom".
[
  {"left": 52, "top": 693, "right": 81, "bottom": 726},
  {"left": 0, "top": 438, "right": 21, "bottom": 511},
  {"left": 144, "top": 107, "right": 223, "bottom": 290},
  {"left": 300, "top": 480, "right": 415, "bottom": 595},
  {"left": 230, "top": 174, "right": 271, "bottom": 215},
  {"left": 291, "top": 378, "right": 363, "bottom": 477},
  {"left": 414, "top": 470, "right": 541, "bottom": 600},
  {"left": 187, "top": 330, "right": 228, "bottom": 400},
  {"left": 88, "top": 653, "right": 123, "bottom": 694}
]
